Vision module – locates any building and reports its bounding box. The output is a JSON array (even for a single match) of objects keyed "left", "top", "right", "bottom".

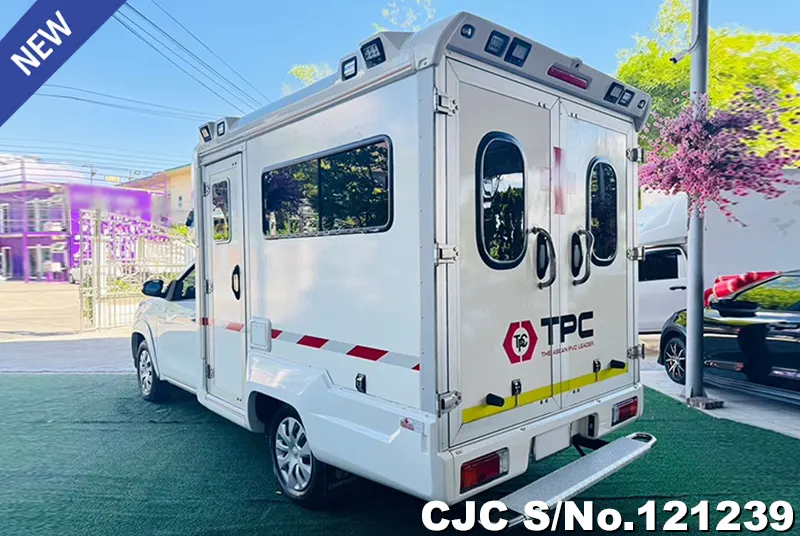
[
  {"left": 123, "top": 164, "right": 192, "bottom": 226},
  {"left": 0, "top": 157, "right": 165, "bottom": 282}
]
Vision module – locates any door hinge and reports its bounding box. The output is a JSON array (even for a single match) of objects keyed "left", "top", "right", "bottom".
[
  {"left": 627, "top": 343, "right": 646, "bottom": 360},
  {"left": 438, "top": 390, "right": 462, "bottom": 415},
  {"left": 435, "top": 91, "right": 458, "bottom": 116},
  {"left": 206, "top": 364, "right": 215, "bottom": 379},
  {"left": 626, "top": 147, "right": 646, "bottom": 164},
  {"left": 626, "top": 246, "right": 645, "bottom": 262},
  {"left": 205, "top": 279, "right": 213, "bottom": 294},
  {"left": 436, "top": 243, "right": 459, "bottom": 265},
  {"left": 202, "top": 182, "right": 211, "bottom": 196}
]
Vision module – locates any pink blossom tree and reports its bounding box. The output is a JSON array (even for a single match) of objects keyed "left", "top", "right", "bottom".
[{"left": 640, "top": 86, "right": 800, "bottom": 223}]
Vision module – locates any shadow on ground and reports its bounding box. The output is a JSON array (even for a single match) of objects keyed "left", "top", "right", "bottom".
[{"left": 0, "top": 374, "right": 797, "bottom": 535}]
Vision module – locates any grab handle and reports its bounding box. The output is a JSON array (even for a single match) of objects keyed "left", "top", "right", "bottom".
[
  {"left": 572, "top": 229, "right": 594, "bottom": 286},
  {"left": 528, "top": 226, "right": 557, "bottom": 289},
  {"left": 231, "top": 265, "right": 241, "bottom": 300}
]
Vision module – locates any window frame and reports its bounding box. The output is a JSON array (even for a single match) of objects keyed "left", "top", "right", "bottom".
[
  {"left": 260, "top": 135, "right": 394, "bottom": 240},
  {"left": 586, "top": 156, "right": 618, "bottom": 267},
  {"left": 474, "top": 131, "right": 528, "bottom": 270},
  {"left": 166, "top": 264, "right": 197, "bottom": 302},
  {"left": 211, "top": 178, "right": 232, "bottom": 244},
  {"left": 638, "top": 247, "right": 683, "bottom": 282}
]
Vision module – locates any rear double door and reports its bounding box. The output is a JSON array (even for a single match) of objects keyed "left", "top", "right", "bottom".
[{"left": 445, "top": 58, "right": 635, "bottom": 447}]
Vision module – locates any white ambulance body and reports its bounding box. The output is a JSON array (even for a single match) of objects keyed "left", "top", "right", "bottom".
[{"left": 141, "top": 12, "right": 657, "bottom": 522}]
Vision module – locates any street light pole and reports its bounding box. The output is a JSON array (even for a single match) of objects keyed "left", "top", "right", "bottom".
[{"left": 683, "top": 0, "right": 721, "bottom": 408}]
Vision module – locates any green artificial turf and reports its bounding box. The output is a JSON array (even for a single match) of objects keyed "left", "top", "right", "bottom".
[{"left": 0, "top": 374, "right": 797, "bottom": 535}]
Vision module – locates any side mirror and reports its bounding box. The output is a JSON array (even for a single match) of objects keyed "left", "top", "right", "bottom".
[
  {"left": 142, "top": 279, "right": 165, "bottom": 297},
  {"left": 710, "top": 299, "right": 758, "bottom": 317}
]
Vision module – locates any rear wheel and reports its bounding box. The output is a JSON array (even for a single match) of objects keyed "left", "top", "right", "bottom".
[
  {"left": 662, "top": 335, "right": 686, "bottom": 385},
  {"left": 136, "top": 341, "right": 169, "bottom": 402},
  {"left": 269, "top": 406, "right": 328, "bottom": 508}
]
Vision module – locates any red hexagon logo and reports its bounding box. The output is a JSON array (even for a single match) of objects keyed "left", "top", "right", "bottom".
[{"left": 503, "top": 321, "right": 538, "bottom": 364}]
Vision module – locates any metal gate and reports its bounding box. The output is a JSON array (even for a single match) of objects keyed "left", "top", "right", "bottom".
[{"left": 78, "top": 209, "right": 195, "bottom": 330}]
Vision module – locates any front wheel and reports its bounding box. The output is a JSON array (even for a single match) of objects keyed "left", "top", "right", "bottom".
[
  {"left": 136, "top": 341, "right": 169, "bottom": 402},
  {"left": 269, "top": 406, "right": 328, "bottom": 509},
  {"left": 662, "top": 335, "right": 686, "bottom": 385}
]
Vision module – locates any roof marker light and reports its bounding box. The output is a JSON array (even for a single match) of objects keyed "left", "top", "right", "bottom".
[
  {"left": 504, "top": 37, "right": 532, "bottom": 67},
  {"left": 460, "top": 24, "right": 475, "bottom": 39},
  {"left": 546, "top": 66, "right": 589, "bottom": 90},
  {"left": 217, "top": 121, "right": 225, "bottom": 136},
  {"left": 341, "top": 56, "right": 358, "bottom": 80},
  {"left": 484, "top": 31, "right": 510, "bottom": 57},
  {"left": 199, "top": 125, "right": 212, "bottom": 143},
  {"left": 604, "top": 82, "right": 625, "bottom": 104},
  {"left": 361, "top": 38, "right": 386, "bottom": 68}
]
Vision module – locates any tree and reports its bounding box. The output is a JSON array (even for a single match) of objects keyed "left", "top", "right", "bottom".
[
  {"left": 617, "top": 0, "right": 800, "bottom": 152},
  {"left": 286, "top": 0, "right": 436, "bottom": 91},
  {"left": 639, "top": 86, "right": 800, "bottom": 222}
]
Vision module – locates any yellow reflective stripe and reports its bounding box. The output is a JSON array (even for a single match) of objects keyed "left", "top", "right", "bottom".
[{"left": 461, "top": 365, "right": 628, "bottom": 424}]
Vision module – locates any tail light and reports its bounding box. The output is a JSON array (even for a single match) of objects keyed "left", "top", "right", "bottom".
[
  {"left": 612, "top": 397, "right": 639, "bottom": 426},
  {"left": 460, "top": 449, "right": 509, "bottom": 493}
]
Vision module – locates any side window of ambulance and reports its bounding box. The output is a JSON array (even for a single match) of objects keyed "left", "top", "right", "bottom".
[
  {"left": 477, "top": 133, "right": 526, "bottom": 268},
  {"left": 587, "top": 159, "right": 617, "bottom": 266},
  {"left": 261, "top": 138, "right": 391, "bottom": 238},
  {"left": 212, "top": 180, "right": 231, "bottom": 242}
]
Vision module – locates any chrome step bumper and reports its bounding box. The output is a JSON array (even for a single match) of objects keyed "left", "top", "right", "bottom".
[{"left": 496, "top": 432, "right": 657, "bottom": 530}]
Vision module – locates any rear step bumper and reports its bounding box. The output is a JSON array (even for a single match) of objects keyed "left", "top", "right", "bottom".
[{"left": 490, "top": 432, "right": 657, "bottom": 530}]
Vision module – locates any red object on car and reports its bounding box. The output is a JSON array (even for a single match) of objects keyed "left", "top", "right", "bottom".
[{"left": 703, "top": 271, "right": 781, "bottom": 306}]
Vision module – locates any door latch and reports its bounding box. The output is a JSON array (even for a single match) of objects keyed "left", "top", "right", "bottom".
[{"left": 438, "top": 390, "right": 462, "bottom": 415}]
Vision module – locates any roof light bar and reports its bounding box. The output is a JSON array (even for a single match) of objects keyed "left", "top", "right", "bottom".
[{"left": 546, "top": 65, "right": 589, "bottom": 90}]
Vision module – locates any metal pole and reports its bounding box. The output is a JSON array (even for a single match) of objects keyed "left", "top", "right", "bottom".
[
  {"left": 20, "top": 158, "right": 30, "bottom": 283},
  {"left": 684, "top": 0, "right": 709, "bottom": 400}
]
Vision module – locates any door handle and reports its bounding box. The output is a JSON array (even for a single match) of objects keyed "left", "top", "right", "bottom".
[
  {"left": 231, "top": 265, "right": 241, "bottom": 300},
  {"left": 669, "top": 286, "right": 687, "bottom": 291},
  {"left": 571, "top": 229, "right": 594, "bottom": 286},
  {"left": 528, "top": 226, "right": 557, "bottom": 289}
]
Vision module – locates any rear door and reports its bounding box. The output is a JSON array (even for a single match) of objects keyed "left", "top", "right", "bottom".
[
  {"left": 557, "top": 99, "right": 637, "bottom": 406},
  {"left": 445, "top": 58, "right": 562, "bottom": 446},
  {"left": 203, "top": 154, "right": 247, "bottom": 407}
]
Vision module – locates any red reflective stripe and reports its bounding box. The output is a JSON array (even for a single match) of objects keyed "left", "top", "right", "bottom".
[
  {"left": 412, "top": 364, "right": 420, "bottom": 371},
  {"left": 226, "top": 322, "right": 244, "bottom": 332},
  {"left": 297, "top": 335, "right": 329, "bottom": 349},
  {"left": 271, "top": 329, "right": 283, "bottom": 339},
  {"left": 346, "top": 345, "right": 388, "bottom": 361}
]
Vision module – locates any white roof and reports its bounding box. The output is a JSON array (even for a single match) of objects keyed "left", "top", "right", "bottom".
[
  {"left": 199, "top": 12, "right": 652, "bottom": 154},
  {"left": 638, "top": 193, "right": 688, "bottom": 247}
]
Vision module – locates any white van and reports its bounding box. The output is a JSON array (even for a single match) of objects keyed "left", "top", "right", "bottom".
[
  {"left": 637, "top": 171, "right": 800, "bottom": 333},
  {"left": 132, "top": 12, "right": 656, "bottom": 524}
]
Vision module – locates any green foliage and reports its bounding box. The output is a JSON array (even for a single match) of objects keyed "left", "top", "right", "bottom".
[
  {"left": 617, "top": 0, "right": 800, "bottom": 152},
  {"left": 372, "top": 0, "right": 435, "bottom": 32},
  {"left": 287, "top": 0, "right": 436, "bottom": 90},
  {"left": 483, "top": 187, "right": 524, "bottom": 261}
]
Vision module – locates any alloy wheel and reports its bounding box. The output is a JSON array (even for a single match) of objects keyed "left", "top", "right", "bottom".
[
  {"left": 665, "top": 340, "right": 686, "bottom": 381},
  {"left": 275, "top": 416, "right": 313, "bottom": 493},
  {"left": 138, "top": 349, "right": 154, "bottom": 395}
]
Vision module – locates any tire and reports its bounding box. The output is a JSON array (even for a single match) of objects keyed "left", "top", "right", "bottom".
[
  {"left": 269, "top": 405, "right": 328, "bottom": 509},
  {"left": 136, "top": 341, "right": 169, "bottom": 402},
  {"left": 662, "top": 335, "right": 686, "bottom": 385}
]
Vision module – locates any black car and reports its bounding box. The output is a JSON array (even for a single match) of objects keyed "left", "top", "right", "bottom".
[{"left": 658, "top": 270, "right": 800, "bottom": 398}]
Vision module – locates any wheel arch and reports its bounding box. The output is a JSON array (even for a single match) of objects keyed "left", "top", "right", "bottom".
[{"left": 131, "top": 319, "right": 161, "bottom": 378}]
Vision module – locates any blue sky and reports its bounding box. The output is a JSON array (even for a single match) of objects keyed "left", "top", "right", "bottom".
[{"left": 1, "top": 0, "right": 798, "bottom": 178}]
